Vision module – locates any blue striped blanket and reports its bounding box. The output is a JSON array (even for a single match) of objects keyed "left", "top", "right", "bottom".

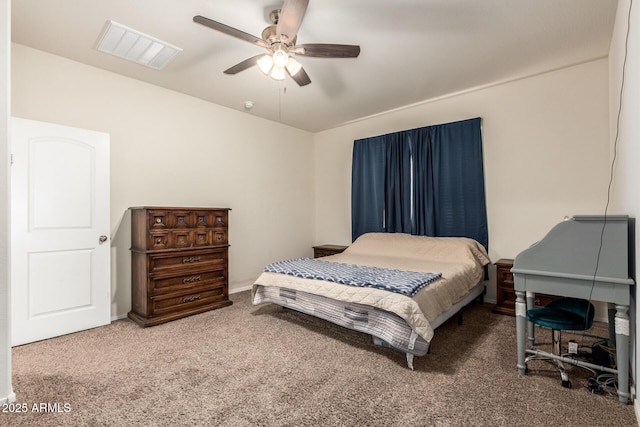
[{"left": 264, "top": 258, "right": 442, "bottom": 297}]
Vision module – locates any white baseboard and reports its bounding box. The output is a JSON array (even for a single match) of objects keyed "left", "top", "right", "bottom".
[
  {"left": 110, "top": 313, "right": 128, "bottom": 322},
  {"left": 230, "top": 284, "right": 253, "bottom": 294},
  {"left": 230, "top": 278, "right": 255, "bottom": 294}
]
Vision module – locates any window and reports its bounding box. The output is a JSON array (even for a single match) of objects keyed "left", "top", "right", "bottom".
[{"left": 351, "top": 118, "right": 488, "bottom": 249}]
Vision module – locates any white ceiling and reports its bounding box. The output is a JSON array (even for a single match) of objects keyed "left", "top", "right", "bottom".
[{"left": 11, "top": 0, "right": 618, "bottom": 133}]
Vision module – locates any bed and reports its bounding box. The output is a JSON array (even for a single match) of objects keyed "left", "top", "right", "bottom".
[{"left": 252, "top": 232, "right": 490, "bottom": 368}]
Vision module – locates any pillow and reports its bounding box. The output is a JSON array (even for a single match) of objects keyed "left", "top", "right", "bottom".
[{"left": 346, "top": 233, "right": 489, "bottom": 266}]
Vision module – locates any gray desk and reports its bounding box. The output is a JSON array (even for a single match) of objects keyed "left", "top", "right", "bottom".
[{"left": 511, "top": 215, "right": 634, "bottom": 404}]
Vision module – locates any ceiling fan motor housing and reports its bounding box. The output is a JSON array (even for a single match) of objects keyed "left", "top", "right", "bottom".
[{"left": 262, "top": 24, "right": 296, "bottom": 49}]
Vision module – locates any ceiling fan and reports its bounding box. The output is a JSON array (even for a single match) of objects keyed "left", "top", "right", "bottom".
[{"left": 193, "top": 0, "right": 360, "bottom": 86}]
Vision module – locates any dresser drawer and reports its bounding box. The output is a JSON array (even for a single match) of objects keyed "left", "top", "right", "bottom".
[
  {"left": 211, "top": 230, "right": 227, "bottom": 245},
  {"left": 147, "top": 229, "right": 228, "bottom": 250},
  {"left": 147, "top": 209, "right": 228, "bottom": 229},
  {"left": 149, "top": 231, "right": 170, "bottom": 250},
  {"left": 148, "top": 249, "right": 227, "bottom": 273},
  {"left": 211, "top": 211, "right": 228, "bottom": 229},
  {"left": 169, "top": 229, "right": 228, "bottom": 247},
  {"left": 150, "top": 286, "right": 227, "bottom": 317},
  {"left": 176, "top": 229, "right": 227, "bottom": 247},
  {"left": 496, "top": 268, "right": 514, "bottom": 287},
  {"left": 497, "top": 287, "right": 516, "bottom": 310},
  {"left": 148, "top": 210, "right": 170, "bottom": 229},
  {"left": 150, "top": 268, "right": 226, "bottom": 295},
  {"left": 150, "top": 209, "right": 191, "bottom": 228}
]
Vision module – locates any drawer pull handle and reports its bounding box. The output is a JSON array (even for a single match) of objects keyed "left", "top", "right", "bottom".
[
  {"left": 183, "top": 294, "right": 201, "bottom": 303},
  {"left": 182, "top": 256, "right": 201, "bottom": 263},
  {"left": 183, "top": 275, "right": 202, "bottom": 284}
]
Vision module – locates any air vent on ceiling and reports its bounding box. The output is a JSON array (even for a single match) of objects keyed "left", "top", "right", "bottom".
[{"left": 96, "top": 20, "right": 182, "bottom": 70}]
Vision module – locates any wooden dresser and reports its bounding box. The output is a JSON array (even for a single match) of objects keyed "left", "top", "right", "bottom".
[
  {"left": 128, "top": 207, "right": 232, "bottom": 327},
  {"left": 493, "top": 258, "right": 555, "bottom": 316}
]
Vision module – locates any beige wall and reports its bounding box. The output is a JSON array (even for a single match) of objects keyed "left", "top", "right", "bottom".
[
  {"left": 11, "top": 43, "right": 315, "bottom": 319},
  {"left": 313, "top": 59, "right": 611, "bottom": 304}
]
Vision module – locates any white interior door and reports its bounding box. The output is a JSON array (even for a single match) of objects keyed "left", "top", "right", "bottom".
[{"left": 11, "top": 117, "right": 110, "bottom": 346}]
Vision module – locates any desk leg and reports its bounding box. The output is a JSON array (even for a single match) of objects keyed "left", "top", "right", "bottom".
[
  {"left": 515, "top": 290, "right": 527, "bottom": 375},
  {"left": 607, "top": 304, "right": 617, "bottom": 349},
  {"left": 615, "top": 304, "right": 630, "bottom": 404},
  {"left": 526, "top": 291, "right": 535, "bottom": 346}
]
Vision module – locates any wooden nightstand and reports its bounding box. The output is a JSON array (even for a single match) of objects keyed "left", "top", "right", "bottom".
[
  {"left": 313, "top": 244, "right": 348, "bottom": 258},
  {"left": 493, "top": 259, "right": 516, "bottom": 315},
  {"left": 493, "top": 258, "right": 556, "bottom": 316}
]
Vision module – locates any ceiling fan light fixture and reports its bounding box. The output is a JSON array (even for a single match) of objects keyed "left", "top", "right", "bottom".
[
  {"left": 272, "top": 48, "right": 289, "bottom": 68},
  {"left": 270, "top": 66, "right": 286, "bottom": 81},
  {"left": 257, "top": 54, "right": 273, "bottom": 75},
  {"left": 285, "top": 57, "right": 302, "bottom": 76}
]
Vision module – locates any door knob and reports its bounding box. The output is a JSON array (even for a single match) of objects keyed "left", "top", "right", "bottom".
[{"left": 99, "top": 235, "right": 108, "bottom": 244}]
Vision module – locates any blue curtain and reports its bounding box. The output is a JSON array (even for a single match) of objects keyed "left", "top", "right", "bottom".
[
  {"left": 351, "top": 117, "right": 488, "bottom": 250},
  {"left": 421, "top": 118, "right": 488, "bottom": 249},
  {"left": 408, "top": 126, "right": 433, "bottom": 236},
  {"left": 384, "top": 132, "right": 412, "bottom": 234},
  {"left": 351, "top": 136, "right": 386, "bottom": 241}
]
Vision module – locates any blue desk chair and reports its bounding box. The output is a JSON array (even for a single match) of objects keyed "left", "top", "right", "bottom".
[{"left": 525, "top": 297, "right": 595, "bottom": 388}]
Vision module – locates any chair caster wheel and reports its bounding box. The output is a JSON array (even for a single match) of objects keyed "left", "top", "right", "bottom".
[{"left": 561, "top": 380, "right": 572, "bottom": 389}]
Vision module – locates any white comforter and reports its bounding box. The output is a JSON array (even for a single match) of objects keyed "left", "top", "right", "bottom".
[{"left": 252, "top": 232, "right": 490, "bottom": 342}]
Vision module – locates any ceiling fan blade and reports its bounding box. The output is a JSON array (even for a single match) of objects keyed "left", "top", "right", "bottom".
[
  {"left": 288, "top": 66, "right": 311, "bottom": 86},
  {"left": 193, "top": 15, "right": 268, "bottom": 49},
  {"left": 276, "top": 0, "right": 309, "bottom": 43},
  {"left": 223, "top": 54, "right": 264, "bottom": 75},
  {"left": 295, "top": 43, "right": 360, "bottom": 58}
]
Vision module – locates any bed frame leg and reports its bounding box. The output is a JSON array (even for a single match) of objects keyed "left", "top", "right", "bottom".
[
  {"left": 406, "top": 353, "right": 414, "bottom": 370},
  {"left": 477, "top": 290, "right": 485, "bottom": 304}
]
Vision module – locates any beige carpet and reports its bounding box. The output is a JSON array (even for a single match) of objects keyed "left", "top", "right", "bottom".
[{"left": 5, "top": 291, "right": 637, "bottom": 426}]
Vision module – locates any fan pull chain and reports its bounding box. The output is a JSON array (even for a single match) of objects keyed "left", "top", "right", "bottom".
[{"left": 278, "top": 84, "right": 287, "bottom": 122}]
